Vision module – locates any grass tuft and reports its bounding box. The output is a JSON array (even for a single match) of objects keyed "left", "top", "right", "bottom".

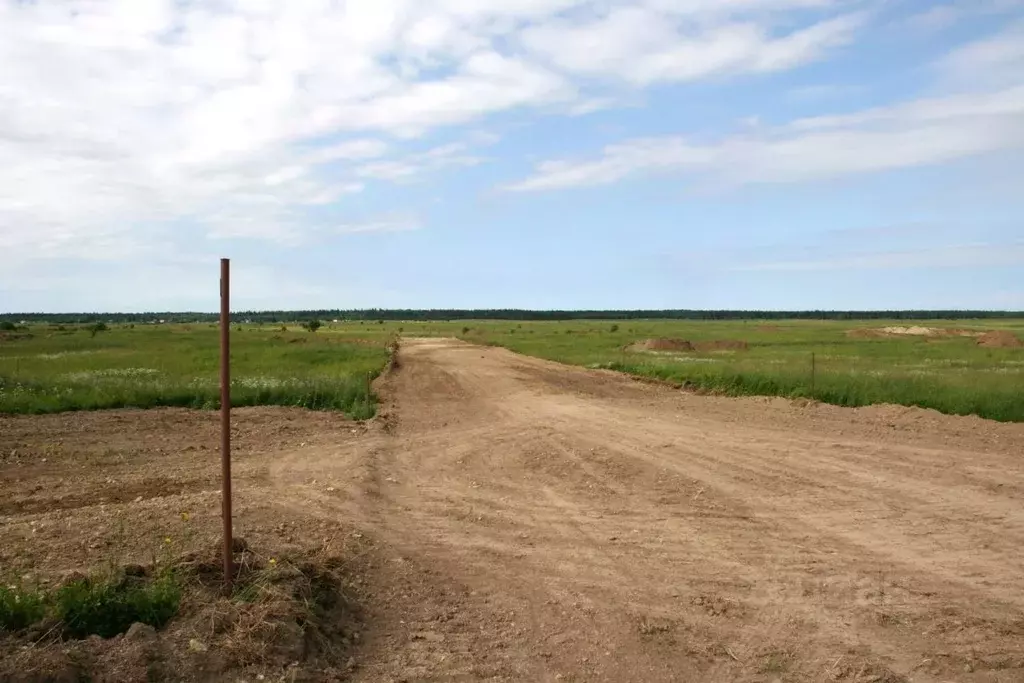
[
  {"left": 0, "top": 571, "right": 181, "bottom": 638},
  {"left": 0, "top": 584, "right": 47, "bottom": 632},
  {"left": 56, "top": 572, "right": 181, "bottom": 639}
]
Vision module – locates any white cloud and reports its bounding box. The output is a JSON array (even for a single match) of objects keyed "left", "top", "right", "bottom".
[
  {"left": 900, "top": 0, "right": 1024, "bottom": 35},
  {"left": 335, "top": 214, "right": 422, "bottom": 234},
  {"left": 304, "top": 139, "right": 391, "bottom": 164},
  {"left": 503, "top": 84, "right": 1024, "bottom": 191},
  {"left": 519, "top": 8, "right": 862, "bottom": 85},
  {"left": 938, "top": 20, "right": 1024, "bottom": 89},
  {"left": 0, "top": 0, "right": 864, "bottom": 259},
  {"left": 731, "top": 242, "right": 1024, "bottom": 272},
  {"left": 355, "top": 142, "right": 483, "bottom": 180}
]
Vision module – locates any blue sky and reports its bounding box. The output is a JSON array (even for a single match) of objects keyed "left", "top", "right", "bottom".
[{"left": 1, "top": 0, "right": 1023, "bottom": 312}]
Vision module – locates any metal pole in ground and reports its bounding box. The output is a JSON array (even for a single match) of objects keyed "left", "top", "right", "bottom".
[
  {"left": 811, "top": 352, "right": 816, "bottom": 395},
  {"left": 220, "top": 258, "right": 233, "bottom": 592}
]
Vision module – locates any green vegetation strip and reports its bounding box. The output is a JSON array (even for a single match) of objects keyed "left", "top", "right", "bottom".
[
  {"left": 0, "top": 324, "right": 389, "bottom": 418},
  {"left": 456, "top": 319, "right": 1024, "bottom": 423},
  {"left": 0, "top": 572, "right": 181, "bottom": 638},
  {"left": 4, "top": 318, "right": 1023, "bottom": 422}
]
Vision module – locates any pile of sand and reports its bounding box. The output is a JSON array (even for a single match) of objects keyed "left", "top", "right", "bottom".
[
  {"left": 627, "top": 339, "right": 748, "bottom": 353},
  {"left": 977, "top": 330, "right": 1023, "bottom": 348},
  {"left": 847, "top": 326, "right": 982, "bottom": 339},
  {"left": 629, "top": 338, "right": 693, "bottom": 352},
  {"left": 696, "top": 340, "right": 749, "bottom": 352}
]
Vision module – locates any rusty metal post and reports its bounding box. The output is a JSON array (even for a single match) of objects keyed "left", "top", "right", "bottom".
[
  {"left": 811, "top": 352, "right": 816, "bottom": 395},
  {"left": 220, "top": 258, "right": 233, "bottom": 592}
]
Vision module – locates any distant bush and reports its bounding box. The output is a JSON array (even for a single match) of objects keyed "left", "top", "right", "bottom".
[
  {"left": 610, "top": 324, "right": 619, "bottom": 333},
  {"left": 0, "top": 321, "right": 18, "bottom": 331},
  {"left": 462, "top": 326, "right": 471, "bottom": 335},
  {"left": 302, "top": 320, "right": 322, "bottom": 333},
  {"left": 88, "top": 322, "right": 109, "bottom": 338}
]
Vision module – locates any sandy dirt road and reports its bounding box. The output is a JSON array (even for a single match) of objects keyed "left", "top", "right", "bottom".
[{"left": 266, "top": 338, "right": 1024, "bottom": 682}]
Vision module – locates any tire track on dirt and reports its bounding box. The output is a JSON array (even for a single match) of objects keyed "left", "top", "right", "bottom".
[{"left": 271, "top": 338, "right": 1024, "bottom": 682}]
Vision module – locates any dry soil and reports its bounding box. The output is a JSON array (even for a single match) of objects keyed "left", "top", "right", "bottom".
[{"left": 4, "top": 338, "right": 1024, "bottom": 682}]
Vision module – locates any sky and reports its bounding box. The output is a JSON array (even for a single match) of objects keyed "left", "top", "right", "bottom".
[{"left": 1, "top": 0, "right": 1023, "bottom": 313}]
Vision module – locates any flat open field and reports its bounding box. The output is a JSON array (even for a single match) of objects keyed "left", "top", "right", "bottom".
[
  {"left": 457, "top": 318, "right": 1024, "bottom": 422},
  {"left": 0, "top": 323, "right": 389, "bottom": 417},
  {"left": 3, "top": 338, "right": 1024, "bottom": 682},
  {"left": 4, "top": 317, "right": 1022, "bottom": 420}
]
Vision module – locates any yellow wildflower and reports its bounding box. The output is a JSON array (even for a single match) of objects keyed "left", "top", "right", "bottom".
[{"left": 181, "top": 512, "right": 190, "bottom": 522}]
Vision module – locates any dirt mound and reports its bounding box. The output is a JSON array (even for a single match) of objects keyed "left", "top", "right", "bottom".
[
  {"left": 628, "top": 338, "right": 749, "bottom": 353},
  {"left": 0, "top": 544, "right": 362, "bottom": 683},
  {"left": 695, "top": 339, "right": 749, "bottom": 352},
  {"left": 847, "top": 326, "right": 983, "bottom": 339},
  {"left": 628, "top": 338, "right": 694, "bottom": 352},
  {"left": 977, "top": 330, "right": 1023, "bottom": 348}
]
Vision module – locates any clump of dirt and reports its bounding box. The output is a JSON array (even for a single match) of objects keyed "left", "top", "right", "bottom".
[
  {"left": 694, "top": 340, "right": 748, "bottom": 352},
  {"left": 627, "top": 339, "right": 748, "bottom": 353},
  {"left": 847, "top": 326, "right": 983, "bottom": 339},
  {"left": 628, "top": 338, "right": 694, "bottom": 352},
  {"left": 0, "top": 543, "right": 363, "bottom": 683},
  {"left": 977, "top": 330, "right": 1023, "bottom": 348},
  {"left": 846, "top": 328, "right": 886, "bottom": 339}
]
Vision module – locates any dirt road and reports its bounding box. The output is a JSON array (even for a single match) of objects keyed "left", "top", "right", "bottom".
[
  {"left": 4, "top": 338, "right": 1024, "bottom": 681},
  {"left": 268, "top": 338, "right": 1024, "bottom": 682}
]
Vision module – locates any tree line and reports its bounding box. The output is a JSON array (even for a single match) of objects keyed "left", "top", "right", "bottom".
[{"left": 3, "top": 309, "right": 1023, "bottom": 324}]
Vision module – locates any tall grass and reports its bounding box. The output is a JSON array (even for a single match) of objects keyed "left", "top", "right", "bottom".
[
  {"left": 460, "top": 319, "right": 1024, "bottom": 422},
  {"left": 4, "top": 318, "right": 1023, "bottom": 422},
  {"left": 0, "top": 325, "right": 387, "bottom": 418}
]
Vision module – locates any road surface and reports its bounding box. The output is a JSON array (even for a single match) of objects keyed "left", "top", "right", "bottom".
[{"left": 269, "top": 338, "right": 1024, "bottom": 682}]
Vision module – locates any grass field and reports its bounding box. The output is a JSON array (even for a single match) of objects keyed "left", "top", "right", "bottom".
[
  {"left": 0, "top": 323, "right": 389, "bottom": 418},
  {"left": 454, "top": 318, "right": 1024, "bottom": 422},
  {"left": 2, "top": 317, "right": 1023, "bottom": 421}
]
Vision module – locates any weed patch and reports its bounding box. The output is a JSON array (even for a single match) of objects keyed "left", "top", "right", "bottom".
[
  {"left": 56, "top": 572, "right": 181, "bottom": 639},
  {"left": 0, "top": 584, "right": 47, "bottom": 631}
]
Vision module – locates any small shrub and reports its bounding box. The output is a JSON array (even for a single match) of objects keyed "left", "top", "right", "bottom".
[
  {"left": 610, "top": 324, "right": 619, "bottom": 333},
  {"left": 0, "top": 321, "right": 17, "bottom": 331},
  {"left": 462, "top": 327, "right": 470, "bottom": 335},
  {"left": 302, "top": 320, "right": 322, "bottom": 333},
  {"left": 0, "top": 584, "right": 47, "bottom": 631},
  {"left": 88, "top": 322, "right": 109, "bottom": 338},
  {"left": 56, "top": 573, "right": 181, "bottom": 639}
]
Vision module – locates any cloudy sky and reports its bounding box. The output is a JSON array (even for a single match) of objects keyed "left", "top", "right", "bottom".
[{"left": 2, "top": 0, "right": 1023, "bottom": 312}]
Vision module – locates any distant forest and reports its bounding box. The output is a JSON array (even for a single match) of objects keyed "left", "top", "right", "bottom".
[{"left": 3, "top": 310, "right": 1023, "bottom": 323}]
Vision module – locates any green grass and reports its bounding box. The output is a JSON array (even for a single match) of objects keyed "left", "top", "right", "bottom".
[
  {"left": 56, "top": 573, "right": 181, "bottom": 639},
  {"left": 4, "top": 317, "right": 1024, "bottom": 422},
  {"left": 0, "top": 324, "right": 390, "bottom": 418},
  {"left": 0, "top": 584, "right": 47, "bottom": 631},
  {"left": 0, "top": 571, "right": 181, "bottom": 638},
  {"left": 453, "top": 318, "right": 1024, "bottom": 423}
]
